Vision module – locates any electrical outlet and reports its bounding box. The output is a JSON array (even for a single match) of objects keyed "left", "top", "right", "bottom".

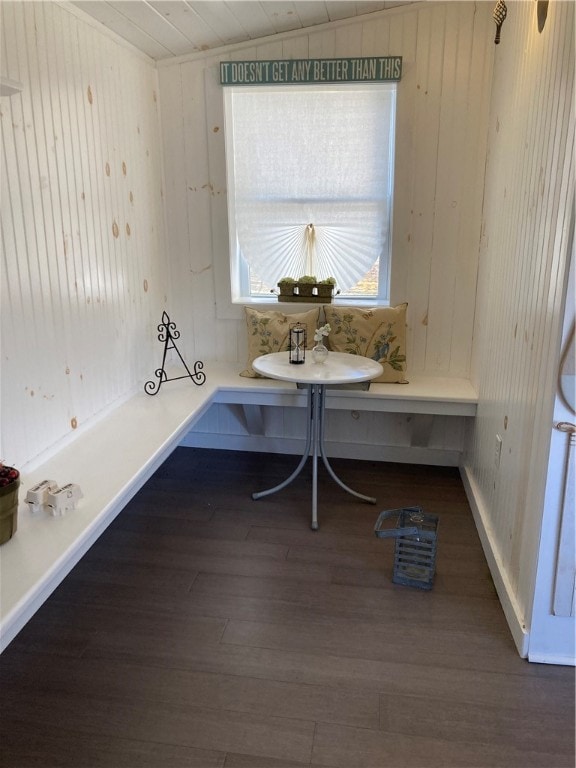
[{"left": 494, "top": 433, "right": 503, "bottom": 469}]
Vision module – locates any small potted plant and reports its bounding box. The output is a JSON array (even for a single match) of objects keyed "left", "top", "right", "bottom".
[
  {"left": 317, "top": 277, "right": 337, "bottom": 299},
  {"left": 277, "top": 276, "right": 296, "bottom": 299},
  {"left": 297, "top": 275, "right": 318, "bottom": 297},
  {"left": 0, "top": 462, "right": 20, "bottom": 545}
]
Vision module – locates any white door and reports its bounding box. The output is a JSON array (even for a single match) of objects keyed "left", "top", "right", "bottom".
[{"left": 528, "top": 237, "right": 575, "bottom": 665}]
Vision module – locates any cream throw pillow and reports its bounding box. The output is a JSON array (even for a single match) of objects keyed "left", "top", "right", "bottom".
[
  {"left": 240, "top": 307, "right": 321, "bottom": 378},
  {"left": 323, "top": 303, "right": 408, "bottom": 383}
]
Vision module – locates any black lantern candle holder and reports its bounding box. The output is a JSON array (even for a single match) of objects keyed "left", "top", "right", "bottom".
[{"left": 289, "top": 323, "right": 306, "bottom": 364}]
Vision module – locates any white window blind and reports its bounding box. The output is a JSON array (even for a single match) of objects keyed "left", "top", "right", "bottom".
[{"left": 224, "top": 83, "right": 396, "bottom": 299}]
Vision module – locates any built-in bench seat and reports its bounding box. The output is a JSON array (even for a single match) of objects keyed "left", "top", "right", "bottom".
[{"left": 0, "top": 361, "right": 477, "bottom": 650}]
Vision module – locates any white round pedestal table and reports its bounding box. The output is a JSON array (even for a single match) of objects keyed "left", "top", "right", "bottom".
[{"left": 251, "top": 351, "right": 384, "bottom": 530}]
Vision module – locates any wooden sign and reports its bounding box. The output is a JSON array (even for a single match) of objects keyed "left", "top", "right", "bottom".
[{"left": 220, "top": 57, "right": 402, "bottom": 85}]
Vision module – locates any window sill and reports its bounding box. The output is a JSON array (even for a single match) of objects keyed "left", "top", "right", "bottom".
[
  {"left": 216, "top": 284, "right": 390, "bottom": 321},
  {"left": 233, "top": 295, "right": 390, "bottom": 309}
]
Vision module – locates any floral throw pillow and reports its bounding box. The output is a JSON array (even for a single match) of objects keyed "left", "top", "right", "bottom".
[
  {"left": 323, "top": 303, "right": 408, "bottom": 383},
  {"left": 240, "top": 307, "right": 321, "bottom": 378}
]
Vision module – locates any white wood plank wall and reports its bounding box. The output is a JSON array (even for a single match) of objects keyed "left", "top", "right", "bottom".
[
  {"left": 0, "top": 1, "right": 168, "bottom": 470},
  {"left": 463, "top": 0, "right": 575, "bottom": 654},
  {"left": 158, "top": 1, "right": 494, "bottom": 378}
]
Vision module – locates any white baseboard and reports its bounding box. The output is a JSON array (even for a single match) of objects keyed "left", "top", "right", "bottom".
[
  {"left": 460, "top": 464, "right": 530, "bottom": 658},
  {"left": 528, "top": 651, "right": 575, "bottom": 666},
  {"left": 180, "top": 431, "right": 462, "bottom": 466}
]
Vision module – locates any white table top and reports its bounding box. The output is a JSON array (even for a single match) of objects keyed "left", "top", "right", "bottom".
[{"left": 252, "top": 351, "right": 383, "bottom": 385}]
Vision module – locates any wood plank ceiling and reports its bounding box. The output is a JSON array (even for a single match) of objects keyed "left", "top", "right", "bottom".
[{"left": 72, "top": 1, "right": 413, "bottom": 60}]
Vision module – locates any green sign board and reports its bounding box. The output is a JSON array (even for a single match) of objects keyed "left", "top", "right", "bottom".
[{"left": 220, "top": 57, "right": 402, "bottom": 85}]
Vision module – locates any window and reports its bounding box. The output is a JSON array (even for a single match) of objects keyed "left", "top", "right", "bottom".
[{"left": 224, "top": 83, "right": 396, "bottom": 303}]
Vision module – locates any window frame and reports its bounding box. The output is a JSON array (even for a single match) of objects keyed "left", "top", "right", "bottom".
[{"left": 222, "top": 82, "right": 396, "bottom": 308}]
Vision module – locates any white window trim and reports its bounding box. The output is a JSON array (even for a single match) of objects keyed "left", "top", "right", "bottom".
[{"left": 215, "top": 83, "right": 396, "bottom": 320}]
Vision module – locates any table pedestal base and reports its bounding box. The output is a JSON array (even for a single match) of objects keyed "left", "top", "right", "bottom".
[{"left": 252, "top": 383, "right": 376, "bottom": 529}]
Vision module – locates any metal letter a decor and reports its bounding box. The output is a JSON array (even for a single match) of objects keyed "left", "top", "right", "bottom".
[{"left": 144, "top": 311, "right": 206, "bottom": 395}]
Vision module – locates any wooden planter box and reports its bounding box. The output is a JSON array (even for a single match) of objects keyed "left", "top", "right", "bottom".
[{"left": 277, "top": 282, "right": 335, "bottom": 303}]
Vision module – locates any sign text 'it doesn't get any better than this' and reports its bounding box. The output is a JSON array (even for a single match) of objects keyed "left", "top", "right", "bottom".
[{"left": 220, "top": 57, "right": 402, "bottom": 85}]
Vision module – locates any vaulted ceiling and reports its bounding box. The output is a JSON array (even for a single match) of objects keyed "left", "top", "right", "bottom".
[{"left": 72, "top": 1, "right": 414, "bottom": 60}]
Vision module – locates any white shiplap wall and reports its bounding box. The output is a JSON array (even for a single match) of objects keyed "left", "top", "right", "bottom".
[
  {"left": 0, "top": 1, "right": 169, "bottom": 470},
  {"left": 463, "top": 0, "right": 575, "bottom": 657},
  {"left": 157, "top": 1, "right": 494, "bottom": 459}
]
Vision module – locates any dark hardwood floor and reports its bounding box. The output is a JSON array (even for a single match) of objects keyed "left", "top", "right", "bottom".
[{"left": 0, "top": 447, "right": 574, "bottom": 768}]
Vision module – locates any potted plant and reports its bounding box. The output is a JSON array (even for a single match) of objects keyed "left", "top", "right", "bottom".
[
  {"left": 277, "top": 276, "right": 296, "bottom": 299},
  {"left": 0, "top": 462, "right": 20, "bottom": 545},
  {"left": 274, "top": 275, "right": 338, "bottom": 303},
  {"left": 297, "top": 275, "right": 318, "bottom": 297},
  {"left": 316, "top": 277, "right": 337, "bottom": 298}
]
